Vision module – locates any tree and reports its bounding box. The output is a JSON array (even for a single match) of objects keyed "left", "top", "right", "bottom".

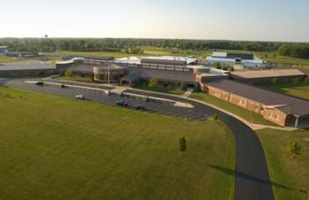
[
  {"left": 216, "top": 63, "right": 222, "bottom": 69},
  {"left": 179, "top": 137, "right": 187, "bottom": 152},
  {"left": 293, "top": 77, "right": 300, "bottom": 85},
  {"left": 271, "top": 78, "right": 278, "bottom": 85},
  {"left": 179, "top": 82, "right": 187, "bottom": 91},
  {"left": 194, "top": 82, "right": 202, "bottom": 92},
  {"left": 148, "top": 78, "right": 158, "bottom": 88},
  {"left": 65, "top": 69, "right": 74, "bottom": 77},
  {"left": 213, "top": 114, "right": 219, "bottom": 121},
  {"left": 287, "top": 141, "right": 302, "bottom": 156}
]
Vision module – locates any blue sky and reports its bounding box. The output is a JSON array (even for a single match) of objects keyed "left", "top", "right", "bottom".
[{"left": 1, "top": 0, "right": 309, "bottom": 42}]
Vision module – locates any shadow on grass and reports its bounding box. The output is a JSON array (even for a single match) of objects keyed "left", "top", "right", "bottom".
[{"left": 208, "top": 164, "right": 294, "bottom": 190}]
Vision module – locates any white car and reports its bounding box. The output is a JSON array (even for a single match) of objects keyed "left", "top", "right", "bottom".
[{"left": 75, "top": 94, "right": 85, "bottom": 100}]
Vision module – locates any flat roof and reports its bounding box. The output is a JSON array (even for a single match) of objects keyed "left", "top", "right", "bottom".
[
  {"left": 231, "top": 69, "right": 305, "bottom": 79},
  {"left": 0, "top": 61, "right": 55, "bottom": 71},
  {"left": 206, "top": 79, "right": 309, "bottom": 117}
]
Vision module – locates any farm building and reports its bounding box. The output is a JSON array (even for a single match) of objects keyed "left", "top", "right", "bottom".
[{"left": 202, "top": 79, "right": 309, "bottom": 127}]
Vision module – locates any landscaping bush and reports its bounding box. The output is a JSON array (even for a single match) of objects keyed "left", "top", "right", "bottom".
[
  {"left": 148, "top": 78, "right": 158, "bottom": 88},
  {"left": 65, "top": 69, "right": 74, "bottom": 77},
  {"left": 287, "top": 141, "right": 302, "bottom": 156}
]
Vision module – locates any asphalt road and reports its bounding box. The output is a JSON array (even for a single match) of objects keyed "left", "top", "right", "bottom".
[{"left": 5, "top": 79, "right": 275, "bottom": 200}]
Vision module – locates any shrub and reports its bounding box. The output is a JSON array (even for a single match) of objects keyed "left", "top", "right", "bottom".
[
  {"left": 287, "top": 141, "right": 302, "bottom": 156},
  {"left": 194, "top": 82, "right": 202, "bottom": 92},
  {"left": 213, "top": 114, "right": 219, "bottom": 121},
  {"left": 293, "top": 77, "right": 300, "bottom": 85},
  {"left": 271, "top": 78, "right": 278, "bottom": 85},
  {"left": 304, "top": 76, "right": 309, "bottom": 84},
  {"left": 179, "top": 137, "right": 187, "bottom": 152},
  {"left": 216, "top": 63, "right": 221, "bottom": 69},
  {"left": 148, "top": 78, "right": 158, "bottom": 88},
  {"left": 65, "top": 69, "right": 74, "bottom": 77},
  {"left": 179, "top": 82, "right": 187, "bottom": 91}
]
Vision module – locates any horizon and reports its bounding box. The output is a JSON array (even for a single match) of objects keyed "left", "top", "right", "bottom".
[
  {"left": 1, "top": 0, "right": 309, "bottom": 42},
  {"left": 1, "top": 37, "right": 309, "bottom": 44}
]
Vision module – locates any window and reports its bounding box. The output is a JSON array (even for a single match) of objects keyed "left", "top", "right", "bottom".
[{"left": 269, "top": 112, "right": 279, "bottom": 121}]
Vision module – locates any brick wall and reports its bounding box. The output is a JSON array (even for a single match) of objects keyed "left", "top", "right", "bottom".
[
  {"left": 203, "top": 84, "right": 288, "bottom": 126},
  {"left": 263, "top": 108, "right": 287, "bottom": 126}
]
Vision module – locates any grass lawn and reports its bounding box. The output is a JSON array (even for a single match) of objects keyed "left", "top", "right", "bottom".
[
  {"left": 134, "top": 84, "right": 185, "bottom": 95},
  {"left": 259, "top": 82, "right": 309, "bottom": 99},
  {"left": 0, "top": 86, "right": 235, "bottom": 200},
  {"left": 55, "top": 76, "right": 95, "bottom": 83},
  {"left": 190, "top": 92, "right": 278, "bottom": 126},
  {"left": 257, "top": 129, "right": 309, "bottom": 200}
]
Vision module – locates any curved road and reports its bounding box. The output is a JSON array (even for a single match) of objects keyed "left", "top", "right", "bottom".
[
  {"left": 129, "top": 89, "right": 275, "bottom": 200},
  {"left": 6, "top": 79, "right": 274, "bottom": 200}
]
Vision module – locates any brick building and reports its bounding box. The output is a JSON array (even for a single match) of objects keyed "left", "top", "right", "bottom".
[{"left": 202, "top": 79, "right": 309, "bottom": 127}]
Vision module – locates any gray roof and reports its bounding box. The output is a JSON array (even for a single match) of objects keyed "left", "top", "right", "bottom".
[
  {"left": 0, "top": 61, "right": 55, "bottom": 71},
  {"left": 139, "top": 69, "right": 196, "bottom": 83},
  {"left": 141, "top": 58, "right": 187, "bottom": 66},
  {"left": 206, "top": 79, "right": 309, "bottom": 117},
  {"left": 124, "top": 68, "right": 196, "bottom": 83}
]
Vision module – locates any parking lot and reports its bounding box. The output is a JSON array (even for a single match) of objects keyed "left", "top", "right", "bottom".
[{"left": 6, "top": 79, "right": 210, "bottom": 121}]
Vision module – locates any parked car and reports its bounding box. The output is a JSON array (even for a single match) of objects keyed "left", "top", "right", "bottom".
[
  {"left": 36, "top": 81, "right": 44, "bottom": 86},
  {"left": 133, "top": 104, "right": 145, "bottom": 110},
  {"left": 75, "top": 94, "right": 85, "bottom": 100},
  {"left": 105, "top": 90, "right": 111, "bottom": 95},
  {"left": 115, "top": 100, "right": 128, "bottom": 107}
]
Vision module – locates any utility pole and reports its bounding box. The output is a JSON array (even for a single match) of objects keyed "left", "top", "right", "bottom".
[{"left": 108, "top": 64, "right": 110, "bottom": 85}]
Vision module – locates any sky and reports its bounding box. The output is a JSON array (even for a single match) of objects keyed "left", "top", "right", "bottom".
[{"left": 1, "top": 0, "right": 309, "bottom": 42}]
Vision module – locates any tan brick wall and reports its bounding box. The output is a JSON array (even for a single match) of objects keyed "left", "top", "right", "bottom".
[
  {"left": 263, "top": 108, "right": 287, "bottom": 126},
  {"left": 203, "top": 84, "right": 288, "bottom": 126}
]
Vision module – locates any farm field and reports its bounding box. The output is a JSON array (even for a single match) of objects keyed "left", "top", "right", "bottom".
[
  {"left": 0, "top": 86, "right": 235, "bottom": 200},
  {"left": 257, "top": 128, "right": 309, "bottom": 200}
]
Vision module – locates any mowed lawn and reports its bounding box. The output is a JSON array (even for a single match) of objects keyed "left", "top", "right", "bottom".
[
  {"left": 257, "top": 129, "right": 309, "bottom": 200},
  {"left": 0, "top": 87, "right": 235, "bottom": 200},
  {"left": 190, "top": 92, "right": 278, "bottom": 126},
  {"left": 259, "top": 82, "right": 309, "bottom": 99}
]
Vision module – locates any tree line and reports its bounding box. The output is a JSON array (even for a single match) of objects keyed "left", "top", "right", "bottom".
[{"left": 0, "top": 38, "right": 308, "bottom": 59}]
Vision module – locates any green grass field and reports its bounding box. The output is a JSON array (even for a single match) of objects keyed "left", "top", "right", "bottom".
[
  {"left": 0, "top": 86, "right": 235, "bottom": 200},
  {"left": 259, "top": 82, "right": 309, "bottom": 99},
  {"left": 257, "top": 129, "right": 309, "bottom": 200},
  {"left": 190, "top": 92, "right": 277, "bottom": 126}
]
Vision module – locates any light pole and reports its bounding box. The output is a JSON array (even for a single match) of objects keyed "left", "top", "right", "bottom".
[{"left": 107, "top": 64, "right": 110, "bottom": 85}]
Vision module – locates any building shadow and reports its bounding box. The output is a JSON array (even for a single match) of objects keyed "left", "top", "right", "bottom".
[{"left": 208, "top": 164, "right": 294, "bottom": 190}]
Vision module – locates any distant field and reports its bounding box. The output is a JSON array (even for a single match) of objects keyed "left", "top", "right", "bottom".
[
  {"left": 257, "top": 128, "right": 309, "bottom": 200},
  {"left": 259, "top": 82, "right": 309, "bottom": 99},
  {"left": 190, "top": 92, "right": 278, "bottom": 126},
  {"left": 0, "top": 87, "right": 235, "bottom": 200}
]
